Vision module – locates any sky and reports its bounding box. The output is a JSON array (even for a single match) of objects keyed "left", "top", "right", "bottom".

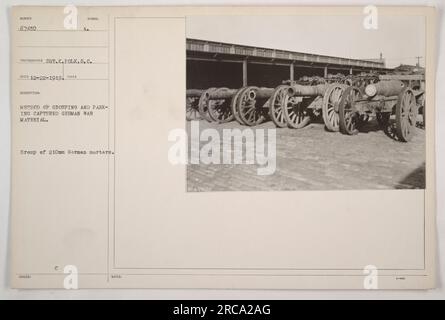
[{"left": 186, "top": 15, "right": 426, "bottom": 68}]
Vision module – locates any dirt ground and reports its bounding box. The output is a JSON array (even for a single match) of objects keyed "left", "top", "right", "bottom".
[{"left": 186, "top": 117, "right": 425, "bottom": 191}]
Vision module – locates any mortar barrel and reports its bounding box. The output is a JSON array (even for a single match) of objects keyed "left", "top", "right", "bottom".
[
  {"left": 207, "top": 88, "right": 238, "bottom": 100},
  {"left": 251, "top": 87, "right": 275, "bottom": 99},
  {"left": 287, "top": 84, "right": 328, "bottom": 97},
  {"left": 186, "top": 89, "right": 204, "bottom": 97},
  {"left": 365, "top": 80, "right": 406, "bottom": 97}
]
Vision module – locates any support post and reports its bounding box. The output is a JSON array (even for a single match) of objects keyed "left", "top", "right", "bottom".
[
  {"left": 349, "top": 68, "right": 353, "bottom": 75},
  {"left": 290, "top": 62, "right": 294, "bottom": 81},
  {"left": 242, "top": 59, "right": 248, "bottom": 86},
  {"left": 324, "top": 66, "right": 328, "bottom": 78}
]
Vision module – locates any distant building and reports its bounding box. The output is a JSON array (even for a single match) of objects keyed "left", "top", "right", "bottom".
[
  {"left": 392, "top": 64, "right": 425, "bottom": 75},
  {"left": 186, "top": 38, "right": 389, "bottom": 89}
]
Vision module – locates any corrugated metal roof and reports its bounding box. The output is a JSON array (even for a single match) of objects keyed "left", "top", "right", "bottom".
[{"left": 186, "top": 38, "right": 387, "bottom": 70}]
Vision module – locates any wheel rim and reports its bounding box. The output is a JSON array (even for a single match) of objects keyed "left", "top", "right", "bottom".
[
  {"left": 238, "top": 87, "right": 265, "bottom": 126},
  {"left": 283, "top": 95, "right": 310, "bottom": 129},
  {"left": 231, "top": 87, "right": 248, "bottom": 125},
  {"left": 198, "top": 88, "right": 216, "bottom": 122},
  {"left": 270, "top": 86, "right": 288, "bottom": 127},
  {"left": 208, "top": 99, "right": 234, "bottom": 123},
  {"left": 186, "top": 96, "right": 201, "bottom": 121},
  {"left": 396, "top": 89, "right": 417, "bottom": 142},
  {"left": 339, "top": 87, "right": 361, "bottom": 135},
  {"left": 207, "top": 87, "right": 234, "bottom": 123},
  {"left": 322, "top": 84, "right": 345, "bottom": 132}
]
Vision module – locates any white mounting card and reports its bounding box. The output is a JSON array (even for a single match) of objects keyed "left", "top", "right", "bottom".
[{"left": 10, "top": 6, "right": 436, "bottom": 289}]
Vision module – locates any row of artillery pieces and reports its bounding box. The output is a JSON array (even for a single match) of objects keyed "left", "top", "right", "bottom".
[{"left": 186, "top": 77, "right": 425, "bottom": 142}]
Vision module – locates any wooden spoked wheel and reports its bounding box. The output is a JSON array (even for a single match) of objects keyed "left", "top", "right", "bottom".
[
  {"left": 283, "top": 94, "right": 310, "bottom": 129},
  {"left": 237, "top": 87, "right": 266, "bottom": 126},
  {"left": 322, "top": 83, "right": 346, "bottom": 132},
  {"left": 338, "top": 86, "right": 362, "bottom": 135},
  {"left": 396, "top": 88, "right": 418, "bottom": 142},
  {"left": 198, "top": 87, "right": 216, "bottom": 122},
  {"left": 186, "top": 96, "right": 201, "bottom": 121},
  {"left": 269, "top": 85, "right": 289, "bottom": 128},
  {"left": 231, "top": 87, "right": 249, "bottom": 125},
  {"left": 207, "top": 87, "right": 234, "bottom": 123}
]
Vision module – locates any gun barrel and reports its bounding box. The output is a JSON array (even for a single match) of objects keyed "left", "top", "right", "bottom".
[
  {"left": 206, "top": 88, "right": 238, "bottom": 100},
  {"left": 250, "top": 87, "right": 275, "bottom": 100},
  {"left": 186, "top": 89, "right": 204, "bottom": 97},
  {"left": 365, "top": 80, "right": 406, "bottom": 97},
  {"left": 287, "top": 84, "right": 328, "bottom": 97}
]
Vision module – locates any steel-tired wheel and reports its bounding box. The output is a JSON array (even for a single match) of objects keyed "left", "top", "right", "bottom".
[
  {"left": 186, "top": 96, "right": 201, "bottom": 121},
  {"left": 207, "top": 87, "right": 234, "bottom": 123},
  {"left": 208, "top": 99, "right": 234, "bottom": 123},
  {"left": 237, "top": 86, "right": 267, "bottom": 126},
  {"left": 283, "top": 94, "right": 311, "bottom": 129},
  {"left": 198, "top": 87, "right": 216, "bottom": 122},
  {"left": 396, "top": 88, "right": 418, "bottom": 142},
  {"left": 338, "top": 86, "right": 362, "bottom": 135},
  {"left": 322, "top": 83, "right": 346, "bottom": 132},
  {"left": 269, "top": 85, "right": 289, "bottom": 128},
  {"left": 231, "top": 87, "right": 249, "bottom": 125}
]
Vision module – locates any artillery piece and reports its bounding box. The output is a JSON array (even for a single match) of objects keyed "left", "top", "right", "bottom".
[
  {"left": 186, "top": 89, "right": 204, "bottom": 121},
  {"left": 230, "top": 86, "right": 275, "bottom": 126},
  {"left": 231, "top": 77, "right": 347, "bottom": 129},
  {"left": 379, "top": 73, "right": 426, "bottom": 128},
  {"left": 267, "top": 77, "right": 326, "bottom": 128},
  {"left": 337, "top": 80, "right": 420, "bottom": 142},
  {"left": 277, "top": 82, "right": 348, "bottom": 131},
  {"left": 231, "top": 84, "right": 305, "bottom": 127},
  {"left": 197, "top": 87, "right": 238, "bottom": 123},
  {"left": 187, "top": 74, "right": 379, "bottom": 130}
]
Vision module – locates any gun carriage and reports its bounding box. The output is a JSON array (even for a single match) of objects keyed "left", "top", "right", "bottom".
[
  {"left": 232, "top": 76, "right": 348, "bottom": 129},
  {"left": 337, "top": 80, "right": 421, "bottom": 142},
  {"left": 379, "top": 74, "right": 425, "bottom": 128},
  {"left": 185, "top": 74, "right": 424, "bottom": 136},
  {"left": 193, "top": 87, "right": 237, "bottom": 123},
  {"left": 275, "top": 81, "right": 347, "bottom": 131}
]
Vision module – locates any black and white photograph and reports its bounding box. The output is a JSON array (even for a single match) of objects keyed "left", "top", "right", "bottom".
[
  {"left": 2, "top": 3, "right": 442, "bottom": 297},
  {"left": 186, "top": 14, "right": 426, "bottom": 191}
]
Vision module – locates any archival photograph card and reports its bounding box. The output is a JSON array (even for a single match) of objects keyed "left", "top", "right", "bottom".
[{"left": 10, "top": 6, "right": 437, "bottom": 289}]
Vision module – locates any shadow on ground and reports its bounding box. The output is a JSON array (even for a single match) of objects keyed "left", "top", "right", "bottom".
[{"left": 395, "top": 162, "right": 425, "bottom": 189}]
